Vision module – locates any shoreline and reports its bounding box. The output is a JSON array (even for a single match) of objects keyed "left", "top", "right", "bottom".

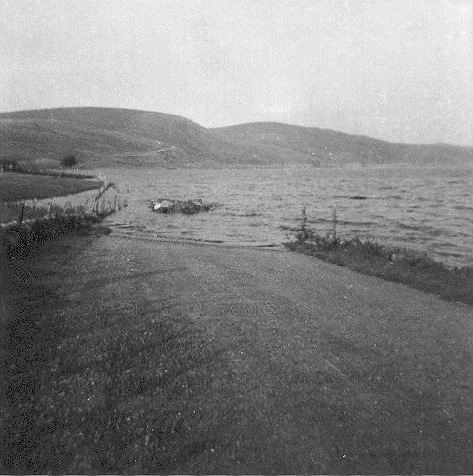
[
  {"left": 285, "top": 237, "right": 473, "bottom": 306},
  {"left": 2, "top": 211, "right": 472, "bottom": 305}
]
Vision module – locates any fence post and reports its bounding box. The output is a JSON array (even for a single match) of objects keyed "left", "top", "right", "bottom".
[
  {"left": 301, "top": 205, "right": 307, "bottom": 234},
  {"left": 331, "top": 207, "right": 338, "bottom": 243},
  {"left": 18, "top": 203, "right": 25, "bottom": 224}
]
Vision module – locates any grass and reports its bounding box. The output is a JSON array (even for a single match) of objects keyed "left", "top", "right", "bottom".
[
  {"left": 0, "top": 171, "right": 101, "bottom": 201},
  {"left": 1, "top": 193, "right": 126, "bottom": 260},
  {"left": 1, "top": 215, "right": 108, "bottom": 260},
  {"left": 285, "top": 211, "right": 473, "bottom": 305},
  {"left": 1, "top": 200, "right": 87, "bottom": 224}
]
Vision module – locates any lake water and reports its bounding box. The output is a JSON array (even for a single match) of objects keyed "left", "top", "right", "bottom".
[{"left": 89, "top": 166, "right": 473, "bottom": 268}]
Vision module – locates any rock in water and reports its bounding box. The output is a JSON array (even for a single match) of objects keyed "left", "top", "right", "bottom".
[
  {"left": 150, "top": 198, "right": 216, "bottom": 214},
  {"left": 153, "top": 200, "right": 173, "bottom": 212}
]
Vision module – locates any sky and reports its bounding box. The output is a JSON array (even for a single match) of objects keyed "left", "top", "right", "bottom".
[{"left": 1, "top": 0, "right": 472, "bottom": 145}]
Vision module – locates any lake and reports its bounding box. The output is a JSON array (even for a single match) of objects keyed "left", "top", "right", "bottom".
[{"left": 88, "top": 166, "right": 473, "bottom": 268}]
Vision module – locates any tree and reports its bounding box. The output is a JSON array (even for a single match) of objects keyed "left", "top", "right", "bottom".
[
  {"left": 62, "top": 155, "right": 78, "bottom": 167},
  {"left": 0, "top": 159, "right": 18, "bottom": 171}
]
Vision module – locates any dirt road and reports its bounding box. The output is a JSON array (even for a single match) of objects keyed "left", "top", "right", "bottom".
[{"left": 2, "top": 233, "right": 472, "bottom": 473}]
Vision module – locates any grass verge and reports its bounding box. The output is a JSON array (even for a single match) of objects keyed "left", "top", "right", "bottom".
[
  {"left": 285, "top": 232, "right": 473, "bottom": 305},
  {"left": 1, "top": 215, "right": 111, "bottom": 260},
  {"left": 1, "top": 183, "right": 124, "bottom": 225},
  {"left": 1, "top": 191, "right": 126, "bottom": 260}
]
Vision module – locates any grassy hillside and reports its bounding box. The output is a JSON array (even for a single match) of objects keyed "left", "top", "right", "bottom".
[
  {"left": 0, "top": 107, "right": 291, "bottom": 168},
  {"left": 212, "top": 122, "right": 473, "bottom": 167},
  {"left": 0, "top": 108, "right": 471, "bottom": 168},
  {"left": 0, "top": 108, "right": 220, "bottom": 168}
]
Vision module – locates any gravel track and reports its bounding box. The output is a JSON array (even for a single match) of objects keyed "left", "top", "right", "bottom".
[{"left": 1, "top": 232, "right": 472, "bottom": 473}]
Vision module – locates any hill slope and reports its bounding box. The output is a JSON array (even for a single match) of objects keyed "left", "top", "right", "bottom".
[
  {"left": 0, "top": 108, "right": 235, "bottom": 168},
  {"left": 212, "top": 122, "right": 473, "bottom": 167},
  {"left": 0, "top": 108, "right": 471, "bottom": 168}
]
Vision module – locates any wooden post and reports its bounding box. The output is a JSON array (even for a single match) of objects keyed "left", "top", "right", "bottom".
[
  {"left": 301, "top": 205, "right": 307, "bottom": 233},
  {"left": 331, "top": 207, "right": 337, "bottom": 243},
  {"left": 18, "top": 203, "right": 25, "bottom": 224}
]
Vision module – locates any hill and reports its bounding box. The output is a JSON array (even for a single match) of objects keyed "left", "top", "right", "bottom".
[
  {"left": 212, "top": 122, "right": 473, "bottom": 167},
  {"left": 0, "top": 108, "right": 471, "bottom": 168},
  {"left": 0, "top": 108, "right": 234, "bottom": 168}
]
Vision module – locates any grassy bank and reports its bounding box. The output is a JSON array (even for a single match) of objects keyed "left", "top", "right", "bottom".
[
  {"left": 1, "top": 215, "right": 112, "bottom": 260},
  {"left": 285, "top": 231, "right": 473, "bottom": 305},
  {"left": 1, "top": 185, "right": 126, "bottom": 259},
  {"left": 0, "top": 171, "right": 101, "bottom": 201},
  {"left": 1, "top": 186, "right": 124, "bottom": 224},
  {"left": 0, "top": 167, "right": 125, "bottom": 260}
]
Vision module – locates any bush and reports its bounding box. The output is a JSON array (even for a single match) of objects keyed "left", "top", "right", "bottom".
[
  {"left": 0, "top": 159, "right": 19, "bottom": 171},
  {"left": 62, "top": 155, "right": 78, "bottom": 167}
]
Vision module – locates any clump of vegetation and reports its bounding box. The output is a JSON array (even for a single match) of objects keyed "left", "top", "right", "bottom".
[
  {"left": 286, "top": 206, "right": 473, "bottom": 305},
  {"left": 0, "top": 158, "right": 19, "bottom": 171},
  {"left": 1, "top": 215, "right": 100, "bottom": 259},
  {"left": 149, "top": 198, "right": 216, "bottom": 215},
  {"left": 62, "top": 154, "right": 78, "bottom": 167}
]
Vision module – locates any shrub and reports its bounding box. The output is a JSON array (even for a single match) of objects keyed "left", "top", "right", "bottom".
[
  {"left": 0, "top": 159, "right": 19, "bottom": 171},
  {"left": 62, "top": 155, "right": 78, "bottom": 167}
]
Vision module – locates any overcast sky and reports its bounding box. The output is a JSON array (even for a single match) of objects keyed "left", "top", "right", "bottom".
[{"left": 1, "top": 0, "right": 472, "bottom": 145}]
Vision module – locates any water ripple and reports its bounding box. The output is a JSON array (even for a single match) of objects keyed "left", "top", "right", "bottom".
[{"left": 99, "top": 167, "right": 473, "bottom": 267}]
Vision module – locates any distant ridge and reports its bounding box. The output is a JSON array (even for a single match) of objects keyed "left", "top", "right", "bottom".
[
  {"left": 212, "top": 122, "right": 473, "bottom": 167},
  {"left": 0, "top": 107, "right": 471, "bottom": 168}
]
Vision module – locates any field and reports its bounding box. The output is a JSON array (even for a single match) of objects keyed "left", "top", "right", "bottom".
[{"left": 0, "top": 172, "right": 101, "bottom": 202}]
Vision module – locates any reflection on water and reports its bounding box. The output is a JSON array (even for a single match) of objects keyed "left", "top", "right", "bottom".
[{"left": 93, "top": 167, "right": 471, "bottom": 267}]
